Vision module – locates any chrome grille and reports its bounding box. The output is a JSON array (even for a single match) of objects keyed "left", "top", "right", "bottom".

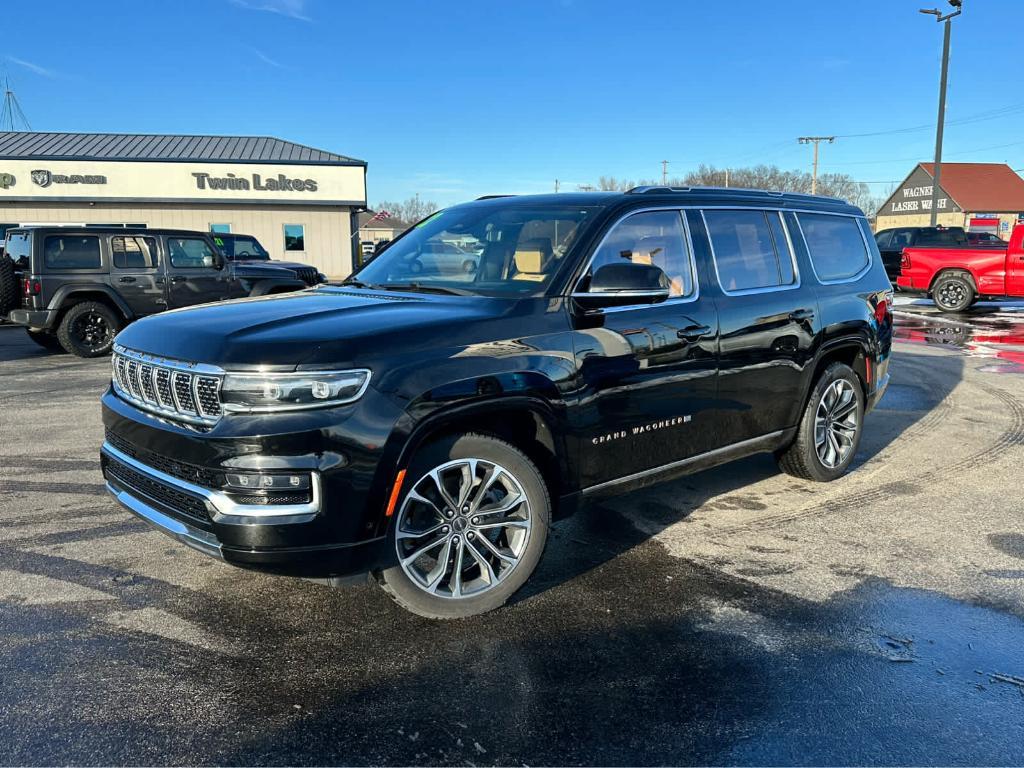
[{"left": 111, "top": 346, "right": 223, "bottom": 426}]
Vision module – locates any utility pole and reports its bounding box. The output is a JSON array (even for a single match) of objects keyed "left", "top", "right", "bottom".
[
  {"left": 661, "top": 160, "right": 668, "bottom": 186},
  {"left": 798, "top": 136, "right": 835, "bottom": 195},
  {"left": 724, "top": 168, "right": 730, "bottom": 188},
  {"left": 554, "top": 179, "right": 560, "bottom": 193},
  {"left": 920, "top": 1, "right": 963, "bottom": 226}
]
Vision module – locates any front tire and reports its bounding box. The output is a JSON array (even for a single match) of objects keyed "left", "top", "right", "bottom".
[
  {"left": 56, "top": 301, "right": 121, "bottom": 357},
  {"left": 932, "top": 271, "right": 975, "bottom": 313},
  {"left": 379, "top": 433, "right": 550, "bottom": 619},
  {"left": 777, "top": 363, "right": 864, "bottom": 482}
]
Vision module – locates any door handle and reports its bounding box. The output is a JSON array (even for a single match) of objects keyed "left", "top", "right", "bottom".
[
  {"left": 677, "top": 324, "right": 711, "bottom": 341},
  {"left": 789, "top": 308, "right": 815, "bottom": 322},
  {"left": 117, "top": 276, "right": 136, "bottom": 283}
]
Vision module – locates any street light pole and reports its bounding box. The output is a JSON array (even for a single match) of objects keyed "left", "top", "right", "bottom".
[{"left": 921, "top": 1, "right": 963, "bottom": 226}]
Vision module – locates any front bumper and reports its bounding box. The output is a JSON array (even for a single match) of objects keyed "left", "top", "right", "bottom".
[
  {"left": 101, "top": 386, "right": 403, "bottom": 578},
  {"left": 7, "top": 308, "right": 56, "bottom": 330}
]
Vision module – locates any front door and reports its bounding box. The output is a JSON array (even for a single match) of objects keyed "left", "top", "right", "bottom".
[
  {"left": 690, "top": 208, "right": 820, "bottom": 446},
  {"left": 108, "top": 235, "right": 166, "bottom": 316},
  {"left": 1005, "top": 225, "right": 1024, "bottom": 296},
  {"left": 165, "top": 235, "right": 228, "bottom": 309},
  {"left": 571, "top": 209, "right": 720, "bottom": 490}
]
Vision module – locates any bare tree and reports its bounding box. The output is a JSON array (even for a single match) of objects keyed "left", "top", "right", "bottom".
[{"left": 374, "top": 195, "right": 440, "bottom": 224}]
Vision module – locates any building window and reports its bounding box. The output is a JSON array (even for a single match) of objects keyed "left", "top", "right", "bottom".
[
  {"left": 210, "top": 224, "right": 231, "bottom": 234},
  {"left": 284, "top": 224, "right": 305, "bottom": 252}
]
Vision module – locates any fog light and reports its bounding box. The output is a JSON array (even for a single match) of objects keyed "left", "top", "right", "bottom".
[{"left": 225, "top": 472, "right": 310, "bottom": 491}]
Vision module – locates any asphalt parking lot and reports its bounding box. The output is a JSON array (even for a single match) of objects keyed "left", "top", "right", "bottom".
[{"left": 2, "top": 303, "right": 1024, "bottom": 766}]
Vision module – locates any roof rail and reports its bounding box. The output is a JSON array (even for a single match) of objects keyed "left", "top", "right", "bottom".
[
  {"left": 624, "top": 185, "right": 845, "bottom": 202},
  {"left": 475, "top": 194, "right": 516, "bottom": 200}
]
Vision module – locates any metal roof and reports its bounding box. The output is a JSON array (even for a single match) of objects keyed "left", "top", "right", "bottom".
[{"left": 0, "top": 131, "right": 365, "bottom": 166}]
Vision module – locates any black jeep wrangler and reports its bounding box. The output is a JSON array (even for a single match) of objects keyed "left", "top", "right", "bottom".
[
  {"left": 1, "top": 227, "right": 308, "bottom": 357},
  {"left": 100, "top": 188, "right": 892, "bottom": 618},
  {"left": 211, "top": 232, "right": 326, "bottom": 286}
]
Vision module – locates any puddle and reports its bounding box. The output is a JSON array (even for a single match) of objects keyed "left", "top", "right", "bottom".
[{"left": 894, "top": 309, "right": 1024, "bottom": 373}]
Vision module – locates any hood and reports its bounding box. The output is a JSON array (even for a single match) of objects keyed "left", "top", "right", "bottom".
[
  {"left": 230, "top": 261, "right": 300, "bottom": 279},
  {"left": 233, "top": 258, "right": 315, "bottom": 272},
  {"left": 114, "top": 286, "right": 501, "bottom": 369}
]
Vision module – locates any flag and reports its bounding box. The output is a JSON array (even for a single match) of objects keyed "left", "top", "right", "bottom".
[{"left": 369, "top": 210, "right": 391, "bottom": 222}]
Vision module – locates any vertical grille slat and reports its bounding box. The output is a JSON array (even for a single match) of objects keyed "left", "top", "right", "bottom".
[{"left": 111, "top": 349, "right": 222, "bottom": 426}]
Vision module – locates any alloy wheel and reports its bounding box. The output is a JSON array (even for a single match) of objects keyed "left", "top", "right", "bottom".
[
  {"left": 72, "top": 311, "right": 111, "bottom": 352},
  {"left": 814, "top": 379, "right": 859, "bottom": 469},
  {"left": 937, "top": 280, "right": 966, "bottom": 309},
  {"left": 395, "top": 458, "right": 532, "bottom": 600}
]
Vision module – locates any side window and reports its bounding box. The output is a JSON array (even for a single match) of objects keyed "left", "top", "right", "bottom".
[
  {"left": 43, "top": 235, "right": 101, "bottom": 270},
  {"left": 284, "top": 224, "right": 305, "bottom": 252},
  {"left": 798, "top": 214, "right": 870, "bottom": 282},
  {"left": 584, "top": 210, "right": 695, "bottom": 298},
  {"left": 874, "top": 230, "right": 893, "bottom": 249},
  {"left": 704, "top": 210, "right": 796, "bottom": 293},
  {"left": 111, "top": 236, "right": 158, "bottom": 270},
  {"left": 891, "top": 229, "right": 913, "bottom": 248},
  {"left": 167, "top": 237, "right": 216, "bottom": 268}
]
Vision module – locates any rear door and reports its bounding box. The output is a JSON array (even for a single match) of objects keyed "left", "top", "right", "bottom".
[
  {"left": 165, "top": 235, "right": 228, "bottom": 308},
  {"left": 109, "top": 235, "right": 166, "bottom": 316},
  {"left": 691, "top": 207, "right": 820, "bottom": 445},
  {"left": 1005, "top": 226, "right": 1024, "bottom": 296}
]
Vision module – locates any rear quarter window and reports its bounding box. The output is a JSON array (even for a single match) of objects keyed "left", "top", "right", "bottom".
[
  {"left": 798, "top": 214, "right": 869, "bottom": 282},
  {"left": 43, "top": 235, "right": 102, "bottom": 270}
]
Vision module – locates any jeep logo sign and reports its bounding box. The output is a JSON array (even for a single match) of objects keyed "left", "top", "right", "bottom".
[{"left": 0, "top": 173, "right": 14, "bottom": 189}]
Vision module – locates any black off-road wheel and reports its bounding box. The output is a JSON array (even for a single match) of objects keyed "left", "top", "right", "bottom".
[
  {"left": 777, "top": 362, "right": 865, "bottom": 482},
  {"left": 26, "top": 329, "right": 66, "bottom": 352},
  {"left": 0, "top": 254, "right": 16, "bottom": 316},
  {"left": 56, "top": 301, "right": 121, "bottom": 357},
  {"left": 378, "top": 433, "right": 551, "bottom": 619},
  {"left": 932, "top": 271, "right": 975, "bottom": 313}
]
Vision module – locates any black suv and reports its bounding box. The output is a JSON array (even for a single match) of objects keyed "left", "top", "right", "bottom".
[
  {"left": 1, "top": 227, "right": 307, "bottom": 357},
  {"left": 210, "top": 232, "right": 326, "bottom": 286},
  {"left": 100, "top": 188, "right": 893, "bottom": 618},
  {"left": 874, "top": 225, "right": 968, "bottom": 281}
]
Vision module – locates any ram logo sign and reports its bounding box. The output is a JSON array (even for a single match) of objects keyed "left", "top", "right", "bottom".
[{"left": 31, "top": 169, "right": 51, "bottom": 187}]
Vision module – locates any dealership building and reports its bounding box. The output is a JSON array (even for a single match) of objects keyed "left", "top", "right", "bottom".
[
  {"left": 0, "top": 131, "right": 367, "bottom": 277},
  {"left": 875, "top": 162, "right": 1024, "bottom": 236}
]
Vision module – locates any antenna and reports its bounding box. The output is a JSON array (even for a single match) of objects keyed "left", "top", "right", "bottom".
[{"left": 0, "top": 74, "right": 32, "bottom": 131}]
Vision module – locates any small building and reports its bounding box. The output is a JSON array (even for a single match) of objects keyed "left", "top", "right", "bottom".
[
  {"left": 356, "top": 210, "right": 412, "bottom": 245},
  {"left": 0, "top": 131, "right": 366, "bottom": 277},
  {"left": 875, "top": 162, "right": 1024, "bottom": 237}
]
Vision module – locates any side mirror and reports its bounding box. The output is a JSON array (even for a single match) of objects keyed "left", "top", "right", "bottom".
[{"left": 573, "top": 262, "right": 671, "bottom": 309}]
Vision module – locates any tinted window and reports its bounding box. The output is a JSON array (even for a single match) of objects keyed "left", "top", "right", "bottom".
[
  {"left": 44, "top": 235, "right": 101, "bottom": 269},
  {"left": 891, "top": 229, "right": 913, "bottom": 248},
  {"left": 167, "top": 237, "right": 216, "bottom": 268},
  {"left": 874, "top": 230, "right": 893, "bottom": 249},
  {"left": 798, "top": 214, "right": 870, "bottom": 282},
  {"left": 586, "top": 210, "right": 694, "bottom": 297},
  {"left": 112, "top": 236, "right": 158, "bottom": 269},
  {"left": 918, "top": 228, "right": 967, "bottom": 246},
  {"left": 284, "top": 224, "right": 305, "bottom": 252},
  {"left": 5, "top": 231, "right": 30, "bottom": 266},
  {"left": 704, "top": 210, "right": 796, "bottom": 292}
]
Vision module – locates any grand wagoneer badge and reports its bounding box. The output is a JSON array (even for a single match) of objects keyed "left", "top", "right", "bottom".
[{"left": 592, "top": 415, "right": 692, "bottom": 445}]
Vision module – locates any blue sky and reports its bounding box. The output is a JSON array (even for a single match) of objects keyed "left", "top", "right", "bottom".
[{"left": 3, "top": 0, "right": 1022, "bottom": 206}]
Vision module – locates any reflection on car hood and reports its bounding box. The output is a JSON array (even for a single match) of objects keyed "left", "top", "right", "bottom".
[{"left": 115, "top": 286, "right": 500, "bottom": 368}]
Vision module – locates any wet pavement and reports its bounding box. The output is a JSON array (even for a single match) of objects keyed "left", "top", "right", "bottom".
[{"left": 1, "top": 304, "right": 1024, "bottom": 766}]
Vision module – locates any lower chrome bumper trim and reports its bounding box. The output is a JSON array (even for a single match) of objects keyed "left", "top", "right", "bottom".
[{"left": 105, "top": 480, "right": 224, "bottom": 560}]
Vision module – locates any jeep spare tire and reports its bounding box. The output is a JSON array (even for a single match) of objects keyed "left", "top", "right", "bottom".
[{"left": 0, "top": 254, "right": 16, "bottom": 316}]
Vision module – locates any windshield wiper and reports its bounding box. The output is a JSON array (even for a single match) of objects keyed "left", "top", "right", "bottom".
[
  {"left": 340, "top": 279, "right": 377, "bottom": 289},
  {"left": 378, "top": 282, "right": 473, "bottom": 296}
]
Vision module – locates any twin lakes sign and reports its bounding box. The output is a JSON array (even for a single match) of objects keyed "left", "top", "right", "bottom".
[
  {"left": 882, "top": 166, "right": 956, "bottom": 216},
  {"left": 0, "top": 159, "right": 365, "bottom": 205}
]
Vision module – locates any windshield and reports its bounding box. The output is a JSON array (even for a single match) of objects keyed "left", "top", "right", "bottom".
[
  {"left": 214, "top": 234, "right": 270, "bottom": 259},
  {"left": 352, "top": 204, "right": 598, "bottom": 297}
]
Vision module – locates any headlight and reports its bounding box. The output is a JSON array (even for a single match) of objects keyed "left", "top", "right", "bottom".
[{"left": 220, "top": 369, "right": 370, "bottom": 413}]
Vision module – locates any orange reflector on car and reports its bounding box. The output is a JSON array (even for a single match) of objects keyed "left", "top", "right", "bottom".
[{"left": 385, "top": 469, "right": 407, "bottom": 517}]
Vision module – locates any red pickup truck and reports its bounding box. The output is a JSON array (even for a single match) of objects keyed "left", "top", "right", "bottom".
[{"left": 897, "top": 223, "right": 1024, "bottom": 312}]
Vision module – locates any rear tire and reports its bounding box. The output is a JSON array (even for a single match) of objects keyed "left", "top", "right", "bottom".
[
  {"left": 378, "top": 433, "right": 550, "bottom": 619},
  {"left": 0, "top": 255, "right": 16, "bottom": 316},
  {"left": 56, "top": 301, "right": 121, "bottom": 357},
  {"left": 26, "top": 329, "right": 66, "bottom": 352},
  {"left": 932, "top": 271, "right": 975, "bottom": 313},
  {"left": 777, "top": 363, "right": 864, "bottom": 482}
]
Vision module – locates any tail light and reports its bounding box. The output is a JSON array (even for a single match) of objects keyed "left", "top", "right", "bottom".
[
  {"left": 900, "top": 249, "right": 911, "bottom": 270},
  {"left": 874, "top": 291, "right": 893, "bottom": 326},
  {"left": 23, "top": 277, "right": 41, "bottom": 295}
]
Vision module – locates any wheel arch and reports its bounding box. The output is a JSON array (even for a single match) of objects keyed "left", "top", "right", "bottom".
[
  {"left": 803, "top": 336, "right": 870, "bottom": 408},
  {"left": 928, "top": 266, "right": 978, "bottom": 294},
  {"left": 49, "top": 285, "right": 133, "bottom": 323},
  {"left": 384, "top": 396, "right": 572, "bottom": 530}
]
